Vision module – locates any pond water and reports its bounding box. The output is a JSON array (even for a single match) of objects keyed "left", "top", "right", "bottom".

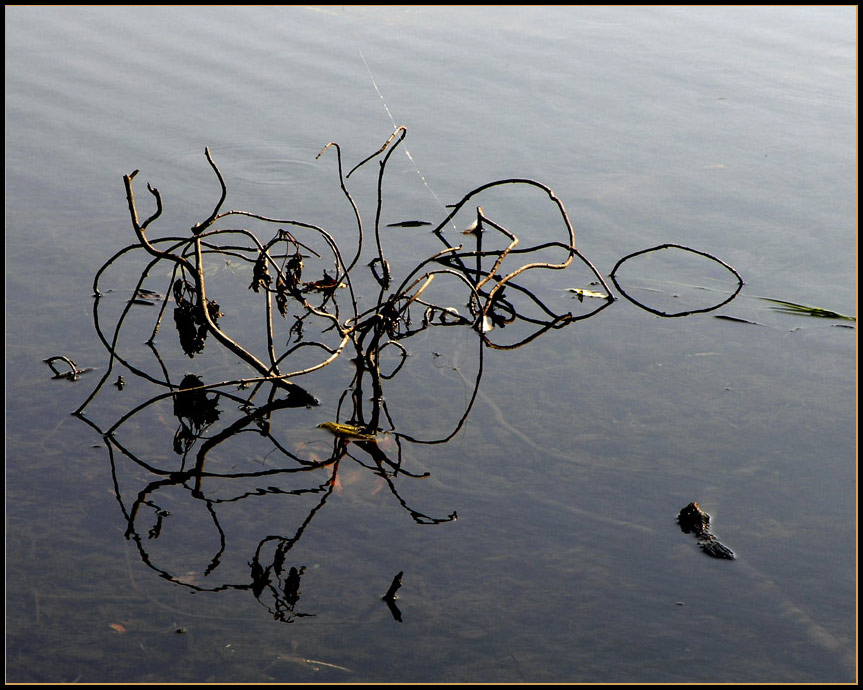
[{"left": 5, "top": 6, "right": 856, "bottom": 683}]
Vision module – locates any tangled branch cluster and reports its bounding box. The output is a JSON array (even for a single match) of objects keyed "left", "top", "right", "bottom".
[{"left": 71, "top": 128, "right": 742, "bottom": 617}]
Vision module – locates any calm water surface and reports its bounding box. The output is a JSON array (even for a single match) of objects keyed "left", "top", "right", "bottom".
[{"left": 6, "top": 6, "right": 856, "bottom": 682}]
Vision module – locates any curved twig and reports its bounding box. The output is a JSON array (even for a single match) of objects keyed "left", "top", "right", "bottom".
[{"left": 191, "top": 147, "right": 228, "bottom": 235}]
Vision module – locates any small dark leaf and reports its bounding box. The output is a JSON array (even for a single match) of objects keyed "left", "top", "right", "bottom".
[
  {"left": 386, "top": 220, "right": 432, "bottom": 228},
  {"left": 250, "top": 254, "right": 272, "bottom": 293}
]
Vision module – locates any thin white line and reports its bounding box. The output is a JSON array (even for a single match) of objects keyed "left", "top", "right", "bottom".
[{"left": 359, "top": 49, "right": 446, "bottom": 210}]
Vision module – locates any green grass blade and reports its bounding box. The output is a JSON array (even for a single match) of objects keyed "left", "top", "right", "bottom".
[{"left": 761, "top": 298, "right": 856, "bottom": 321}]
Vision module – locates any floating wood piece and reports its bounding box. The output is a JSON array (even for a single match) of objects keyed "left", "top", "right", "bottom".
[{"left": 678, "top": 502, "right": 735, "bottom": 560}]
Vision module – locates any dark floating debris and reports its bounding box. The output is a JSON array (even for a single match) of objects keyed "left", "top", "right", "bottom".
[
  {"left": 129, "top": 287, "right": 162, "bottom": 306},
  {"left": 714, "top": 314, "right": 762, "bottom": 325},
  {"left": 386, "top": 220, "right": 432, "bottom": 228},
  {"left": 677, "top": 502, "right": 735, "bottom": 560},
  {"left": 383, "top": 570, "right": 403, "bottom": 601},
  {"left": 382, "top": 571, "right": 404, "bottom": 622}
]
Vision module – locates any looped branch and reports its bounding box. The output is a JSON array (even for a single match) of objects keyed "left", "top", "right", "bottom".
[{"left": 609, "top": 243, "right": 744, "bottom": 317}]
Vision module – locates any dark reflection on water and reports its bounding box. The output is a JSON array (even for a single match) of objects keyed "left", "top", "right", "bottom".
[
  {"left": 71, "top": 126, "right": 757, "bottom": 634},
  {"left": 6, "top": 5, "right": 855, "bottom": 683},
  {"left": 72, "top": 129, "right": 620, "bottom": 625}
]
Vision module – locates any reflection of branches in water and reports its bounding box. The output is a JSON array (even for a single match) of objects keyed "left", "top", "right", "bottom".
[{"left": 72, "top": 128, "right": 743, "bottom": 620}]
